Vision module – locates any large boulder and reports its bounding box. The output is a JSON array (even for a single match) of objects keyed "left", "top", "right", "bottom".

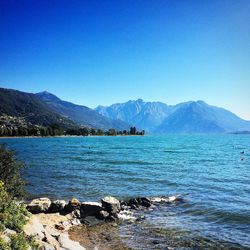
[
  {"left": 101, "top": 196, "right": 120, "bottom": 214},
  {"left": 65, "top": 198, "right": 81, "bottom": 212},
  {"left": 138, "top": 197, "right": 151, "bottom": 208},
  {"left": 23, "top": 215, "right": 45, "bottom": 241},
  {"left": 49, "top": 200, "right": 66, "bottom": 213},
  {"left": 26, "top": 198, "right": 51, "bottom": 214},
  {"left": 80, "top": 202, "right": 102, "bottom": 217}
]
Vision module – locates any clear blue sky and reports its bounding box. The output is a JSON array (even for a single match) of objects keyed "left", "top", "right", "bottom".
[{"left": 0, "top": 0, "right": 249, "bottom": 119}]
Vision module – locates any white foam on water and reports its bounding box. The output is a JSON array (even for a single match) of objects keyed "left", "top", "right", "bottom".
[
  {"left": 118, "top": 210, "right": 136, "bottom": 221},
  {"left": 150, "top": 194, "right": 184, "bottom": 204}
]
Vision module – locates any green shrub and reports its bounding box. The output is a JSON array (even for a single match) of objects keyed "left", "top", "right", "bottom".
[
  {"left": 0, "top": 144, "right": 26, "bottom": 199},
  {"left": 1, "top": 204, "right": 29, "bottom": 232},
  {"left": 0, "top": 233, "right": 39, "bottom": 250},
  {"left": 0, "top": 183, "right": 29, "bottom": 232},
  {"left": 10, "top": 232, "right": 39, "bottom": 250},
  {"left": 0, "top": 145, "right": 39, "bottom": 249},
  {"left": 0, "top": 237, "right": 11, "bottom": 250}
]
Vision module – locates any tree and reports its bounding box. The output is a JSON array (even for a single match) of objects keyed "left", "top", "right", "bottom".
[
  {"left": 108, "top": 129, "right": 117, "bottom": 136},
  {"left": 90, "top": 128, "right": 96, "bottom": 135},
  {"left": 130, "top": 127, "right": 136, "bottom": 135},
  {"left": 96, "top": 129, "right": 104, "bottom": 135}
]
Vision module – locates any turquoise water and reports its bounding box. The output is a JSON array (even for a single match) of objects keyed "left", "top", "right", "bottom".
[{"left": 1, "top": 135, "right": 250, "bottom": 248}]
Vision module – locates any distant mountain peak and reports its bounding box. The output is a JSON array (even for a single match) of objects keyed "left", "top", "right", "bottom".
[
  {"left": 127, "top": 98, "right": 144, "bottom": 104},
  {"left": 36, "top": 91, "right": 61, "bottom": 101},
  {"left": 37, "top": 90, "right": 52, "bottom": 95},
  {"left": 37, "top": 91, "right": 57, "bottom": 97}
]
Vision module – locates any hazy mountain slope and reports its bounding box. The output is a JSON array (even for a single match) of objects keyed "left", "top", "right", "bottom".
[
  {"left": 96, "top": 99, "right": 171, "bottom": 131},
  {"left": 157, "top": 101, "right": 250, "bottom": 133},
  {"left": 36, "top": 91, "right": 129, "bottom": 130},
  {"left": 0, "top": 88, "right": 76, "bottom": 128}
]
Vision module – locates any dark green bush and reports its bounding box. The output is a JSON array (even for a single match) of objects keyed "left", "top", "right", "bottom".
[{"left": 0, "top": 144, "right": 26, "bottom": 199}]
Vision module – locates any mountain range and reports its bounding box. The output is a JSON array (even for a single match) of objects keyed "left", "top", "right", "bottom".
[
  {"left": 1, "top": 87, "right": 250, "bottom": 133},
  {"left": 96, "top": 99, "right": 250, "bottom": 133}
]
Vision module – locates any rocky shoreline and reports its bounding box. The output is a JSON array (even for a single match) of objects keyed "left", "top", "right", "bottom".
[{"left": 19, "top": 195, "right": 184, "bottom": 250}]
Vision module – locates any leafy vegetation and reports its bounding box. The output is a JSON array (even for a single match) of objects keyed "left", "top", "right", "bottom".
[
  {"left": 0, "top": 146, "right": 39, "bottom": 249},
  {"left": 0, "top": 145, "right": 26, "bottom": 198},
  {"left": 10, "top": 233, "right": 39, "bottom": 250},
  {"left": 0, "top": 125, "right": 145, "bottom": 137},
  {"left": 66, "top": 127, "right": 145, "bottom": 136},
  {"left": 0, "top": 181, "right": 28, "bottom": 232},
  {"left": 0, "top": 124, "right": 66, "bottom": 137}
]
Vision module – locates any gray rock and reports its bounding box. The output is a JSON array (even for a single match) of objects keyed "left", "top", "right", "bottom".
[
  {"left": 96, "top": 210, "right": 109, "bottom": 220},
  {"left": 71, "top": 218, "right": 81, "bottom": 225},
  {"left": 23, "top": 216, "right": 46, "bottom": 241},
  {"left": 49, "top": 200, "right": 66, "bottom": 213},
  {"left": 128, "top": 198, "right": 139, "bottom": 207},
  {"left": 26, "top": 197, "right": 51, "bottom": 214},
  {"left": 65, "top": 198, "right": 81, "bottom": 212},
  {"left": 39, "top": 242, "right": 55, "bottom": 250},
  {"left": 3, "top": 228, "right": 17, "bottom": 235},
  {"left": 127, "top": 197, "right": 151, "bottom": 208},
  {"left": 139, "top": 197, "right": 151, "bottom": 208},
  {"left": 105, "top": 213, "right": 118, "bottom": 222},
  {"left": 71, "top": 209, "right": 81, "bottom": 219},
  {"left": 80, "top": 202, "right": 102, "bottom": 217},
  {"left": 101, "top": 196, "right": 120, "bottom": 214}
]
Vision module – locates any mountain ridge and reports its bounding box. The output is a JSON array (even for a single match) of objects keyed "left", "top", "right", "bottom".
[
  {"left": 95, "top": 99, "right": 250, "bottom": 133},
  {"left": 36, "top": 91, "right": 130, "bottom": 130},
  {"left": 0, "top": 88, "right": 77, "bottom": 128},
  {"left": 1, "top": 87, "right": 249, "bottom": 133}
]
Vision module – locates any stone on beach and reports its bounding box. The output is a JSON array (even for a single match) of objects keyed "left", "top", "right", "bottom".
[
  {"left": 49, "top": 200, "right": 66, "bottom": 213},
  {"left": 80, "top": 202, "right": 103, "bottom": 217},
  {"left": 65, "top": 198, "right": 81, "bottom": 212},
  {"left": 23, "top": 215, "right": 50, "bottom": 243},
  {"left": 105, "top": 213, "right": 119, "bottom": 222},
  {"left": 96, "top": 210, "right": 110, "bottom": 220},
  {"left": 126, "top": 197, "right": 151, "bottom": 209},
  {"left": 140, "top": 197, "right": 151, "bottom": 207},
  {"left": 26, "top": 197, "right": 51, "bottom": 214},
  {"left": 24, "top": 213, "right": 84, "bottom": 249},
  {"left": 101, "top": 196, "right": 121, "bottom": 214}
]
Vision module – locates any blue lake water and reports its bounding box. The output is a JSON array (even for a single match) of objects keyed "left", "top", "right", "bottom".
[{"left": 1, "top": 135, "right": 250, "bottom": 249}]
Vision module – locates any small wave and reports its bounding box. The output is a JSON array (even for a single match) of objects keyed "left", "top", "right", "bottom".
[
  {"left": 101, "top": 159, "right": 155, "bottom": 165},
  {"left": 163, "top": 150, "right": 189, "bottom": 154},
  {"left": 184, "top": 206, "right": 250, "bottom": 225}
]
